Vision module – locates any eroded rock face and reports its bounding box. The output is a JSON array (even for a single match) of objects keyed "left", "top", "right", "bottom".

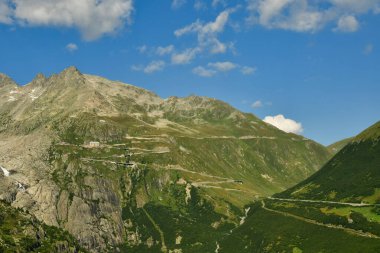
[
  {"left": 0, "top": 130, "right": 125, "bottom": 252},
  {"left": 61, "top": 177, "right": 124, "bottom": 252}
]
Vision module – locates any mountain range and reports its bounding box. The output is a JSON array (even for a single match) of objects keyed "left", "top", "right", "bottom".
[{"left": 0, "top": 67, "right": 379, "bottom": 252}]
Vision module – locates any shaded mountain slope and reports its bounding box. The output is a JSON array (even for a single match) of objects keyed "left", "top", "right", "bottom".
[{"left": 277, "top": 121, "right": 380, "bottom": 204}]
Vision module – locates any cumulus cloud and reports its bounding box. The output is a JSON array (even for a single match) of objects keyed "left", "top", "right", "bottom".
[
  {"left": 263, "top": 114, "right": 303, "bottom": 134},
  {"left": 251, "top": 100, "right": 263, "bottom": 108},
  {"left": 132, "top": 60, "right": 165, "bottom": 74},
  {"left": 174, "top": 9, "right": 233, "bottom": 55},
  {"left": 193, "top": 66, "right": 217, "bottom": 77},
  {"left": 335, "top": 15, "right": 359, "bottom": 32},
  {"left": 0, "top": 0, "right": 134, "bottom": 40},
  {"left": 246, "top": 0, "right": 380, "bottom": 33},
  {"left": 66, "top": 43, "right": 78, "bottom": 52}
]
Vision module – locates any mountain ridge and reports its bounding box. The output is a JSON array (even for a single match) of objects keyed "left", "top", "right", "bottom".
[{"left": 0, "top": 66, "right": 332, "bottom": 252}]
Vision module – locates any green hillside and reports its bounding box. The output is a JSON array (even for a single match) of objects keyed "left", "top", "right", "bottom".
[
  {"left": 277, "top": 121, "right": 380, "bottom": 204},
  {"left": 220, "top": 200, "right": 380, "bottom": 253},
  {"left": 328, "top": 137, "right": 353, "bottom": 154}
]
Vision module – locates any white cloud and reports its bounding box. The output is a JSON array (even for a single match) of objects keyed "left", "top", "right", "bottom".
[
  {"left": 241, "top": 66, "right": 257, "bottom": 75},
  {"left": 1, "top": 0, "right": 134, "bottom": 40},
  {"left": 247, "top": 0, "right": 325, "bottom": 32},
  {"left": 246, "top": 0, "right": 380, "bottom": 33},
  {"left": 330, "top": 0, "right": 380, "bottom": 13},
  {"left": 144, "top": 60, "right": 165, "bottom": 73},
  {"left": 66, "top": 43, "right": 78, "bottom": 52},
  {"left": 0, "top": 0, "right": 12, "bottom": 24},
  {"left": 171, "top": 47, "right": 201, "bottom": 64},
  {"left": 174, "top": 9, "right": 233, "bottom": 55},
  {"left": 156, "top": 45, "right": 174, "bottom": 56},
  {"left": 193, "top": 62, "right": 256, "bottom": 77},
  {"left": 335, "top": 15, "right": 359, "bottom": 32},
  {"left": 208, "top": 61, "right": 237, "bottom": 71},
  {"left": 263, "top": 114, "right": 303, "bottom": 134},
  {"left": 193, "top": 66, "right": 217, "bottom": 77},
  {"left": 172, "top": 0, "right": 186, "bottom": 9},
  {"left": 251, "top": 100, "right": 263, "bottom": 108},
  {"left": 132, "top": 60, "right": 165, "bottom": 74},
  {"left": 364, "top": 43, "right": 374, "bottom": 55}
]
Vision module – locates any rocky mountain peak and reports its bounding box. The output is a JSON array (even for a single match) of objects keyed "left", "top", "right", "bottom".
[
  {"left": 29, "top": 73, "right": 47, "bottom": 87},
  {"left": 48, "top": 66, "right": 85, "bottom": 88},
  {"left": 0, "top": 73, "right": 17, "bottom": 87},
  {"left": 61, "top": 66, "right": 81, "bottom": 75}
]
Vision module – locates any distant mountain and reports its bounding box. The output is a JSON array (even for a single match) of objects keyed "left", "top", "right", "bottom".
[
  {"left": 0, "top": 67, "right": 331, "bottom": 252},
  {"left": 328, "top": 137, "right": 354, "bottom": 154},
  {"left": 277, "top": 121, "right": 380, "bottom": 204}
]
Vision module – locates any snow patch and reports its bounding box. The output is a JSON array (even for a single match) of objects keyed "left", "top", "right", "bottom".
[{"left": 0, "top": 166, "right": 10, "bottom": 177}]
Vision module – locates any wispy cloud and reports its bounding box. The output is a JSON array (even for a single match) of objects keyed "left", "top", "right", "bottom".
[
  {"left": 363, "top": 43, "right": 374, "bottom": 55},
  {"left": 66, "top": 43, "right": 78, "bottom": 52},
  {"left": 172, "top": 0, "right": 186, "bottom": 9},
  {"left": 241, "top": 66, "right": 257, "bottom": 75},
  {"left": 174, "top": 9, "right": 235, "bottom": 55},
  {"left": 194, "top": 0, "right": 207, "bottom": 11},
  {"left": 171, "top": 47, "right": 201, "bottom": 64},
  {"left": 193, "top": 61, "right": 256, "bottom": 77},
  {"left": 208, "top": 61, "right": 237, "bottom": 71},
  {"left": 132, "top": 60, "right": 166, "bottom": 74},
  {"left": 251, "top": 100, "right": 263, "bottom": 108},
  {"left": 193, "top": 66, "right": 217, "bottom": 77},
  {"left": 137, "top": 45, "right": 148, "bottom": 54},
  {"left": 156, "top": 45, "right": 175, "bottom": 56}
]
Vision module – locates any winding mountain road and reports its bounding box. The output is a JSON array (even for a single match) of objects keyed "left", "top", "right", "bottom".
[
  {"left": 268, "top": 197, "right": 376, "bottom": 207},
  {"left": 261, "top": 200, "right": 380, "bottom": 239}
]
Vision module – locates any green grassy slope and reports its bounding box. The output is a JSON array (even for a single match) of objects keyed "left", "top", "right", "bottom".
[
  {"left": 220, "top": 201, "right": 380, "bottom": 253},
  {"left": 277, "top": 121, "right": 380, "bottom": 203},
  {"left": 328, "top": 137, "right": 353, "bottom": 154}
]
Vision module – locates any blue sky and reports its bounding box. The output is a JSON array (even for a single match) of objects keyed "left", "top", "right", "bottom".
[{"left": 0, "top": 0, "right": 379, "bottom": 145}]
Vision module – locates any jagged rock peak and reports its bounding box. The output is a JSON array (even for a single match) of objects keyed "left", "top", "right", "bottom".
[
  {"left": 51, "top": 66, "right": 85, "bottom": 87},
  {"left": 26, "top": 72, "right": 47, "bottom": 88},
  {"left": 0, "top": 73, "right": 17, "bottom": 87},
  {"left": 61, "top": 66, "right": 82, "bottom": 76}
]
